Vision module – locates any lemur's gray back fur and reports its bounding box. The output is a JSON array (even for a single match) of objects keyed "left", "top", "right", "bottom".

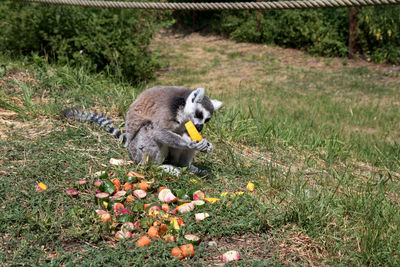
[{"left": 63, "top": 86, "right": 223, "bottom": 175}]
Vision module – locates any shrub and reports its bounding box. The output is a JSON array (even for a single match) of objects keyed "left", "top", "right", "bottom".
[
  {"left": 358, "top": 6, "right": 400, "bottom": 64},
  {"left": 0, "top": 2, "right": 170, "bottom": 83},
  {"left": 171, "top": 3, "right": 400, "bottom": 64}
]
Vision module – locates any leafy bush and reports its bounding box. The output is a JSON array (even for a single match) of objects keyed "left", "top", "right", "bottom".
[
  {"left": 171, "top": 4, "right": 400, "bottom": 64},
  {"left": 0, "top": 2, "right": 171, "bottom": 83},
  {"left": 358, "top": 6, "right": 400, "bottom": 64},
  {"left": 219, "top": 9, "right": 348, "bottom": 57}
]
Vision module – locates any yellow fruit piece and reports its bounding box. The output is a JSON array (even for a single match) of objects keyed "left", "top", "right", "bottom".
[
  {"left": 37, "top": 182, "right": 47, "bottom": 191},
  {"left": 185, "top": 121, "right": 202, "bottom": 141},
  {"left": 220, "top": 192, "right": 229, "bottom": 197},
  {"left": 204, "top": 197, "right": 221, "bottom": 204},
  {"left": 247, "top": 182, "right": 255, "bottom": 192},
  {"left": 171, "top": 218, "right": 180, "bottom": 230},
  {"left": 148, "top": 210, "right": 160, "bottom": 217}
]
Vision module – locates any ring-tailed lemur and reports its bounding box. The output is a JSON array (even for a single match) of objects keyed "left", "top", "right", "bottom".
[{"left": 63, "top": 86, "right": 222, "bottom": 175}]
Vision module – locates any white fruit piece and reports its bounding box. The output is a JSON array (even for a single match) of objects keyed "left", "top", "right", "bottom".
[
  {"left": 133, "top": 189, "right": 147, "bottom": 199},
  {"left": 177, "top": 202, "right": 195, "bottom": 214},
  {"left": 222, "top": 250, "right": 240, "bottom": 262},
  {"left": 195, "top": 212, "right": 210, "bottom": 221},
  {"left": 158, "top": 188, "right": 177, "bottom": 203}
]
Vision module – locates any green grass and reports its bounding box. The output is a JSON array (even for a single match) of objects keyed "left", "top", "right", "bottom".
[{"left": 1, "top": 31, "right": 400, "bottom": 266}]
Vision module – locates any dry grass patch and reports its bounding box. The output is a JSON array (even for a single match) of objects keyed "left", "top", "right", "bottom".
[
  {"left": 0, "top": 115, "right": 58, "bottom": 140},
  {"left": 152, "top": 30, "right": 400, "bottom": 91},
  {"left": 0, "top": 70, "right": 35, "bottom": 92},
  {"left": 207, "top": 229, "right": 329, "bottom": 266}
]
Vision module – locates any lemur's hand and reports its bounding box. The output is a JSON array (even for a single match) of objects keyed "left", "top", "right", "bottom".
[
  {"left": 188, "top": 140, "right": 199, "bottom": 150},
  {"left": 194, "top": 139, "right": 213, "bottom": 153}
]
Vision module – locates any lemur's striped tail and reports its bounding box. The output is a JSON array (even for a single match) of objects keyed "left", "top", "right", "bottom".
[{"left": 62, "top": 109, "right": 129, "bottom": 147}]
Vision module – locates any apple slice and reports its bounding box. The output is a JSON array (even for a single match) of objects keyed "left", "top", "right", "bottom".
[
  {"left": 192, "top": 190, "right": 205, "bottom": 200},
  {"left": 158, "top": 188, "right": 177, "bottom": 203},
  {"left": 222, "top": 250, "right": 240, "bottom": 262},
  {"left": 66, "top": 189, "right": 79, "bottom": 197},
  {"left": 133, "top": 189, "right": 147, "bottom": 199},
  {"left": 177, "top": 202, "right": 195, "bottom": 214},
  {"left": 115, "top": 230, "right": 132, "bottom": 240},
  {"left": 95, "top": 209, "right": 111, "bottom": 223},
  {"left": 195, "top": 212, "right": 210, "bottom": 221}
]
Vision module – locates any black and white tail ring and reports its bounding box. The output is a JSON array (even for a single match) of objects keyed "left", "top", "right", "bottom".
[{"left": 62, "top": 109, "right": 129, "bottom": 147}]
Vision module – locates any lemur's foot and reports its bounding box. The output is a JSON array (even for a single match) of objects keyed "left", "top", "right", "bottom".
[
  {"left": 189, "top": 165, "right": 208, "bottom": 176},
  {"left": 159, "top": 164, "right": 208, "bottom": 176},
  {"left": 159, "top": 164, "right": 181, "bottom": 176}
]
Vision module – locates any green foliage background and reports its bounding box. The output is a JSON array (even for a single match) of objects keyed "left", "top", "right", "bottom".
[
  {"left": 0, "top": 2, "right": 172, "bottom": 84},
  {"left": 0, "top": 1, "right": 399, "bottom": 83},
  {"left": 171, "top": 5, "right": 400, "bottom": 64}
]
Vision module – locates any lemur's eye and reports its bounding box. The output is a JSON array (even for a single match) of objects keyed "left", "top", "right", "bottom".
[
  {"left": 195, "top": 110, "right": 203, "bottom": 119},
  {"left": 205, "top": 118, "right": 210, "bottom": 123}
]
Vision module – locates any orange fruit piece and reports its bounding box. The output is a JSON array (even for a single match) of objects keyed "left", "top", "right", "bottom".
[
  {"left": 123, "top": 182, "right": 132, "bottom": 191},
  {"left": 159, "top": 223, "right": 167, "bottom": 236},
  {"left": 110, "top": 178, "right": 121, "bottom": 191},
  {"left": 161, "top": 204, "right": 170, "bottom": 212},
  {"left": 143, "top": 203, "right": 152, "bottom": 210},
  {"left": 147, "top": 226, "right": 159, "bottom": 239},
  {"left": 138, "top": 181, "right": 151, "bottom": 191},
  {"left": 180, "top": 244, "right": 194, "bottom": 258},
  {"left": 136, "top": 235, "right": 151, "bottom": 247},
  {"left": 171, "top": 247, "right": 184, "bottom": 259},
  {"left": 157, "top": 186, "right": 167, "bottom": 193},
  {"left": 126, "top": 195, "right": 135, "bottom": 203},
  {"left": 126, "top": 171, "right": 145, "bottom": 179},
  {"left": 164, "top": 234, "right": 176, "bottom": 243}
]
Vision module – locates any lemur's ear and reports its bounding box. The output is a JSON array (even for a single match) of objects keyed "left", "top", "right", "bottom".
[
  {"left": 211, "top": 99, "right": 223, "bottom": 110},
  {"left": 188, "top": 88, "right": 205, "bottom": 104}
]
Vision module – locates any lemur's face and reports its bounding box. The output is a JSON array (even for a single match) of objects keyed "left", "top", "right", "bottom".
[
  {"left": 191, "top": 105, "right": 211, "bottom": 132},
  {"left": 183, "top": 88, "right": 223, "bottom": 132}
]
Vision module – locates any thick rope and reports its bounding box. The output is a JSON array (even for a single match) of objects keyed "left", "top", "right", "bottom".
[{"left": 20, "top": 0, "right": 400, "bottom": 10}]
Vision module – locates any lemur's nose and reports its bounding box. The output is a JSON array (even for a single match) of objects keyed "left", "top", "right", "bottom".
[{"left": 195, "top": 124, "right": 203, "bottom": 132}]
